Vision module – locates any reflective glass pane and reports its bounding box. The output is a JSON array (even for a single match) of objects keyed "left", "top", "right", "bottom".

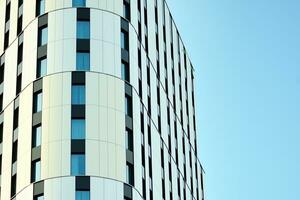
[
  {"left": 33, "top": 125, "right": 42, "bottom": 147},
  {"left": 77, "top": 21, "right": 90, "bottom": 39},
  {"left": 71, "top": 154, "right": 85, "bottom": 176},
  {"left": 72, "top": 85, "right": 85, "bottom": 104},
  {"left": 76, "top": 191, "right": 90, "bottom": 200},
  {"left": 37, "top": 58, "right": 47, "bottom": 78},
  {"left": 71, "top": 119, "right": 85, "bottom": 139},
  {"left": 76, "top": 53, "right": 90, "bottom": 71},
  {"left": 39, "top": 27, "right": 48, "bottom": 46},
  {"left": 73, "top": 0, "right": 86, "bottom": 7}
]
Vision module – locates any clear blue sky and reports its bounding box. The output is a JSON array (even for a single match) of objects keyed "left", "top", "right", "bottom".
[{"left": 166, "top": 0, "right": 300, "bottom": 200}]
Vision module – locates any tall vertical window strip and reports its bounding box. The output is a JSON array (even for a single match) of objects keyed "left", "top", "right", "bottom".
[
  {"left": 73, "top": 0, "right": 86, "bottom": 7},
  {"left": 71, "top": 154, "right": 85, "bottom": 176},
  {"left": 76, "top": 191, "right": 90, "bottom": 200},
  {"left": 126, "top": 162, "right": 134, "bottom": 185},
  {"left": 121, "top": 61, "right": 130, "bottom": 82},
  {"left": 125, "top": 95, "right": 132, "bottom": 117},
  {"left": 37, "top": 57, "right": 47, "bottom": 78},
  {"left": 77, "top": 21, "right": 90, "bottom": 39},
  {"left": 71, "top": 119, "right": 85, "bottom": 139},
  {"left": 33, "top": 92, "right": 43, "bottom": 113},
  {"left": 72, "top": 85, "right": 85, "bottom": 104},
  {"left": 76, "top": 52, "right": 90, "bottom": 71},
  {"left": 38, "top": 26, "right": 48, "bottom": 46},
  {"left": 36, "top": 0, "right": 45, "bottom": 16}
]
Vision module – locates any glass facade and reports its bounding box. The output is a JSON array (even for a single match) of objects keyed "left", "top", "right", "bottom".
[
  {"left": 38, "top": 27, "right": 48, "bottom": 46},
  {"left": 73, "top": 0, "right": 86, "bottom": 7},
  {"left": 37, "top": 0, "right": 45, "bottom": 16},
  {"left": 77, "top": 21, "right": 90, "bottom": 39},
  {"left": 37, "top": 57, "right": 47, "bottom": 78},
  {"left": 72, "top": 85, "right": 85, "bottom": 105},
  {"left": 71, "top": 119, "right": 85, "bottom": 139},
  {"left": 76, "top": 191, "right": 90, "bottom": 200},
  {"left": 76, "top": 53, "right": 90, "bottom": 71},
  {"left": 32, "top": 125, "right": 42, "bottom": 147},
  {"left": 34, "top": 92, "right": 42, "bottom": 113}
]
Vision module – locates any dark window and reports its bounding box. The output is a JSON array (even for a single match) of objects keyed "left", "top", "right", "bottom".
[
  {"left": 73, "top": 0, "right": 86, "bottom": 7},
  {"left": 4, "top": 31, "right": 9, "bottom": 49},
  {"left": 37, "top": 57, "right": 47, "bottom": 78},
  {"left": 0, "top": 64, "right": 4, "bottom": 83},
  {"left": 121, "top": 61, "right": 129, "bottom": 82},
  {"left": 71, "top": 154, "right": 85, "bottom": 176},
  {"left": 17, "top": 16, "right": 23, "bottom": 35},
  {"left": 0, "top": 123, "right": 3, "bottom": 143},
  {"left": 0, "top": 94, "right": 3, "bottom": 111},
  {"left": 5, "top": 3, "right": 11, "bottom": 22},
  {"left": 38, "top": 26, "right": 48, "bottom": 46},
  {"left": 12, "top": 141, "right": 18, "bottom": 163},
  {"left": 32, "top": 125, "right": 42, "bottom": 147},
  {"left": 33, "top": 91, "right": 43, "bottom": 113},
  {"left": 34, "top": 195, "right": 44, "bottom": 200},
  {"left": 13, "top": 108, "right": 19, "bottom": 130},
  {"left": 123, "top": 0, "right": 130, "bottom": 20},
  {"left": 126, "top": 162, "right": 134, "bottom": 185},
  {"left": 11, "top": 174, "right": 16, "bottom": 197},
  {"left": 77, "top": 21, "right": 90, "bottom": 39},
  {"left": 31, "top": 160, "right": 41, "bottom": 182},
  {"left": 36, "top": 0, "right": 45, "bottom": 16},
  {"left": 76, "top": 52, "right": 90, "bottom": 71},
  {"left": 125, "top": 95, "right": 132, "bottom": 117},
  {"left": 17, "top": 43, "right": 23, "bottom": 64},
  {"left": 76, "top": 190, "right": 90, "bottom": 200},
  {"left": 121, "top": 30, "right": 129, "bottom": 50},
  {"left": 16, "top": 74, "right": 22, "bottom": 95}
]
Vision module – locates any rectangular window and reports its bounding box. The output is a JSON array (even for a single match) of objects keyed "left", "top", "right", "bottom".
[
  {"left": 71, "top": 154, "right": 85, "bottom": 176},
  {"left": 36, "top": 0, "right": 45, "bottom": 16},
  {"left": 76, "top": 52, "right": 90, "bottom": 71},
  {"left": 121, "top": 62, "right": 129, "bottom": 82},
  {"left": 0, "top": 93, "right": 3, "bottom": 111},
  {"left": 125, "top": 95, "right": 132, "bottom": 117},
  {"left": 0, "top": 123, "right": 3, "bottom": 143},
  {"left": 0, "top": 64, "right": 4, "bottom": 83},
  {"left": 33, "top": 92, "right": 42, "bottom": 113},
  {"left": 72, "top": 85, "right": 85, "bottom": 104},
  {"left": 12, "top": 141, "right": 18, "bottom": 163},
  {"left": 125, "top": 128, "right": 133, "bottom": 151},
  {"left": 121, "top": 31, "right": 129, "bottom": 50},
  {"left": 73, "top": 0, "right": 86, "bottom": 7},
  {"left": 32, "top": 125, "right": 42, "bottom": 147},
  {"left": 31, "top": 160, "right": 41, "bottom": 182},
  {"left": 37, "top": 57, "right": 47, "bottom": 78},
  {"left": 126, "top": 162, "right": 134, "bottom": 185},
  {"left": 38, "top": 26, "right": 48, "bottom": 46},
  {"left": 77, "top": 21, "right": 90, "bottom": 39},
  {"left": 76, "top": 191, "right": 90, "bottom": 200},
  {"left": 123, "top": 0, "right": 130, "bottom": 20},
  {"left": 71, "top": 119, "right": 85, "bottom": 139}
]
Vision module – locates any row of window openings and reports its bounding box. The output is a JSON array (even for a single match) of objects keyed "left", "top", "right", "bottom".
[{"left": 33, "top": 190, "right": 89, "bottom": 200}]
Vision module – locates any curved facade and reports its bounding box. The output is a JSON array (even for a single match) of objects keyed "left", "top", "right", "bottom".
[{"left": 0, "top": 0, "right": 204, "bottom": 200}]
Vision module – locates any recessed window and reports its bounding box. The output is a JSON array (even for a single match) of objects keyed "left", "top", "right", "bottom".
[
  {"left": 71, "top": 119, "right": 85, "bottom": 139},
  {"left": 125, "top": 95, "right": 132, "bottom": 117},
  {"left": 32, "top": 125, "right": 42, "bottom": 147},
  {"left": 37, "top": 57, "right": 47, "bottom": 78},
  {"left": 126, "top": 162, "right": 134, "bottom": 185},
  {"left": 125, "top": 129, "right": 133, "bottom": 151},
  {"left": 121, "top": 62, "right": 129, "bottom": 82},
  {"left": 71, "top": 154, "right": 85, "bottom": 176},
  {"left": 33, "top": 91, "right": 43, "bottom": 113},
  {"left": 0, "top": 64, "right": 4, "bottom": 84},
  {"left": 72, "top": 85, "right": 85, "bottom": 105},
  {"left": 77, "top": 21, "right": 90, "bottom": 39},
  {"left": 38, "top": 26, "right": 48, "bottom": 46},
  {"left": 36, "top": 0, "right": 45, "bottom": 16},
  {"left": 73, "top": 0, "right": 86, "bottom": 7},
  {"left": 121, "top": 31, "right": 129, "bottom": 50},
  {"left": 76, "top": 52, "right": 90, "bottom": 71},
  {"left": 76, "top": 191, "right": 90, "bottom": 200},
  {"left": 31, "top": 160, "right": 41, "bottom": 182}
]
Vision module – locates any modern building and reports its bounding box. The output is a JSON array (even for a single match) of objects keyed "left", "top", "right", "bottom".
[{"left": 0, "top": 0, "right": 204, "bottom": 199}]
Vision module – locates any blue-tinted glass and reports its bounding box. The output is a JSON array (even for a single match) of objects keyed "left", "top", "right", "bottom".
[
  {"left": 71, "top": 119, "right": 85, "bottom": 139},
  {"left": 76, "top": 191, "right": 90, "bottom": 200},
  {"left": 38, "top": 0, "right": 45, "bottom": 15},
  {"left": 73, "top": 0, "right": 86, "bottom": 7},
  {"left": 37, "top": 196, "right": 44, "bottom": 200},
  {"left": 121, "top": 62, "right": 129, "bottom": 82},
  {"left": 39, "top": 27, "right": 48, "bottom": 46},
  {"left": 121, "top": 31, "right": 128, "bottom": 50},
  {"left": 72, "top": 85, "right": 85, "bottom": 104},
  {"left": 37, "top": 58, "right": 47, "bottom": 78},
  {"left": 33, "top": 125, "right": 42, "bottom": 147},
  {"left": 33, "top": 160, "right": 41, "bottom": 182},
  {"left": 77, "top": 21, "right": 90, "bottom": 39},
  {"left": 76, "top": 53, "right": 90, "bottom": 71},
  {"left": 34, "top": 92, "right": 42, "bottom": 113},
  {"left": 71, "top": 154, "right": 85, "bottom": 176}
]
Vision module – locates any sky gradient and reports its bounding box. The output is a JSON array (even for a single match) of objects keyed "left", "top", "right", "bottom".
[{"left": 166, "top": 0, "right": 300, "bottom": 200}]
